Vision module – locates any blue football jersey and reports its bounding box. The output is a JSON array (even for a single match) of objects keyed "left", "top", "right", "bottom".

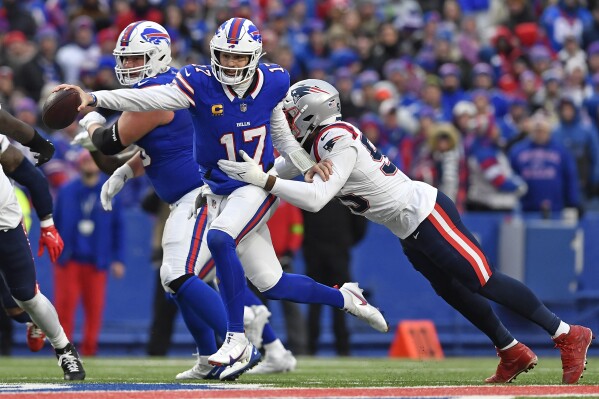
[
  {"left": 174, "top": 63, "right": 290, "bottom": 195},
  {"left": 134, "top": 67, "right": 204, "bottom": 204}
]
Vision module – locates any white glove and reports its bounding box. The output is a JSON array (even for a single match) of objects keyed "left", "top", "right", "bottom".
[
  {"left": 101, "top": 163, "right": 133, "bottom": 211},
  {"left": 70, "top": 130, "right": 97, "bottom": 151},
  {"left": 79, "top": 111, "right": 106, "bottom": 132},
  {"left": 217, "top": 150, "right": 268, "bottom": 188}
]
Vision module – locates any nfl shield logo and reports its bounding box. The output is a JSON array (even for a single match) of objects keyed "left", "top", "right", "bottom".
[{"left": 240, "top": 103, "right": 247, "bottom": 112}]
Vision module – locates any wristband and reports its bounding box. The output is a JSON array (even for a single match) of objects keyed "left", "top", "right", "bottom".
[
  {"left": 89, "top": 93, "right": 98, "bottom": 107},
  {"left": 40, "top": 217, "right": 54, "bottom": 228}
]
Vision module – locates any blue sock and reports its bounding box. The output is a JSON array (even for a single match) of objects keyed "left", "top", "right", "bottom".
[
  {"left": 173, "top": 294, "right": 217, "bottom": 355},
  {"left": 264, "top": 273, "right": 344, "bottom": 308},
  {"left": 207, "top": 229, "right": 246, "bottom": 332},
  {"left": 174, "top": 277, "right": 227, "bottom": 341},
  {"left": 243, "top": 286, "right": 277, "bottom": 345}
]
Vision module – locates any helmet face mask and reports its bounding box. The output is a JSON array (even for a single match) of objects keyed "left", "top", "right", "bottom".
[
  {"left": 210, "top": 18, "right": 263, "bottom": 85},
  {"left": 113, "top": 21, "right": 172, "bottom": 86},
  {"left": 282, "top": 79, "right": 342, "bottom": 146}
]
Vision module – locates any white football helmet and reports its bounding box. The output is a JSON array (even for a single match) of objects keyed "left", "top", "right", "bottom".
[
  {"left": 113, "top": 20, "right": 172, "bottom": 86},
  {"left": 282, "top": 79, "right": 342, "bottom": 146},
  {"left": 209, "top": 18, "right": 263, "bottom": 85}
]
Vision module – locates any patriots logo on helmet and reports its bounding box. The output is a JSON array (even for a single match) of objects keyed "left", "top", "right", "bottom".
[
  {"left": 291, "top": 85, "right": 331, "bottom": 104},
  {"left": 141, "top": 28, "right": 170, "bottom": 45}
]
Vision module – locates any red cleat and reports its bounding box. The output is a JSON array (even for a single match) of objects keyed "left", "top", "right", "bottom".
[
  {"left": 26, "top": 322, "right": 46, "bottom": 352},
  {"left": 485, "top": 342, "right": 538, "bottom": 383},
  {"left": 553, "top": 325, "right": 594, "bottom": 384}
]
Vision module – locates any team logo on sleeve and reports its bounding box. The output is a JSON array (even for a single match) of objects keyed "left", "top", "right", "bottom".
[
  {"left": 141, "top": 27, "right": 171, "bottom": 45},
  {"left": 211, "top": 104, "right": 224, "bottom": 116},
  {"left": 323, "top": 136, "right": 342, "bottom": 152}
]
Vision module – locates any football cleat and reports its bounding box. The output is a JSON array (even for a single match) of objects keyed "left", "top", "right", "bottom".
[
  {"left": 339, "top": 282, "right": 389, "bottom": 333},
  {"left": 208, "top": 332, "right": 253, "bottom": 366},
  {"left": 485, "top": 342, "right": 537, "bottom": 383},
  {"left": 553, "top": 325, "right": 594, "bottom": 384},
  {"left": 26, "top": 322, "right": 46, "bottom": 352},
  {"left": 55, "top": 343, "right": 86, "bottom": 381},
  {"left": 219, "top": 344, "right": 262, "bottom": 381},
  {"left": 244, "top": 305, "right": 271, "bottom": 349},
  {"left": 175, "top": 353, "right": 224, "bottom": 380},
  {"left": 247, "top": 349, "right": 297, "bottom": 374}
]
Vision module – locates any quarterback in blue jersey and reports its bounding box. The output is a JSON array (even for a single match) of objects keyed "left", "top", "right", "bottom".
[
  {"left": 77, "top": 21, "right": 297, "bottom": 380},
  {"left": 57, "top": 17, "right": 388, "bottom": 373}
]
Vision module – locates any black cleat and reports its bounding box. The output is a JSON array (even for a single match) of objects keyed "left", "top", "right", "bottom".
[{"left": 55, "top": 343, "right": 86, "bottom": 381}]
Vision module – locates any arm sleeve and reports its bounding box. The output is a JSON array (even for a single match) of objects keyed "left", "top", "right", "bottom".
[
  {"left": 7, "top": 157, "right": 53, "bottom": 219},
  {"left": 270, "top": 147, "right": 357, "bottom": 212},
  {"left": 94, "top": 84, "right": 190, "bottom": 112},
  {"left": 270, "top": 102, "right": 315, "bottom": 173}
]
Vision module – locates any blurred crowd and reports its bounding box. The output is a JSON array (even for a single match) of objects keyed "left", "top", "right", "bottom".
[{"left": 1, "top": 0, "right": 599, "bottom": 218}]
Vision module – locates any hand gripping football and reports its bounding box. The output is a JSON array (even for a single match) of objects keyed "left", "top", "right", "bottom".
[{"left": 42, "top": 88, "right": 81, "bottom": 130}]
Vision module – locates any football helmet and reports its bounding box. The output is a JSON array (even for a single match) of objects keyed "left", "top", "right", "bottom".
[
  {"left": 282, "top": 79, "right": 342, "bottom": 146},
  {"left": 113, "top": 21, "right": 172, "bottom": 86},
  {"left": 210, "top": 18, "right": 263, "bottom": 85}
]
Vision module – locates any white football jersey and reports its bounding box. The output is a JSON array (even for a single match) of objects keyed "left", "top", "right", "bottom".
[
  {"left": 271, "top": 121, "right": 437, "bottom": 239},
  {"left": 0, "top": 134, "right": 23, "bottom": 230}
]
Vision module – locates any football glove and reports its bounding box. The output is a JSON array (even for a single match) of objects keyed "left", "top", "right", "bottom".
[
  {"left": 26, "top": 130, "right": 55, "bottom": 166},
  {"left": 71, "top": 130, "right": 97, "bottom": 151},
  {"left": 79, "top": 111, "right": 106, "bottom": 132},
  {"left": 217, "top": 150, "right": 268, "bottom": 188},
  {"left": 101, "top": 163, "right": 133, "bottom": 211},
  {"left": 38, "top": 220, "right": 64, "bottom": 263}
]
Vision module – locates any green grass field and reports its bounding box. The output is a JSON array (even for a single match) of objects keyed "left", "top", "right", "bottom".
[{"left": 1, "top": 356, "right": 598, "bottom": 387}]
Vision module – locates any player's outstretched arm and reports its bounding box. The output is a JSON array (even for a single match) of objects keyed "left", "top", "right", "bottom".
[
  {"left": 53, "top": 82, "right": 190, "bottom": 113},
  {"left": 0, "top": 109, "right": 54, "bottom": 166},
  {"left": 0, "top": 143, "right": 64, "bottom": 262}
]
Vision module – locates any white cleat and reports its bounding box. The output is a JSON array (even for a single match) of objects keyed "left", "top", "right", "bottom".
[
  {"left": 339, "top": 282, "right": 389, "bottom": 333},
  {"left": 218, "top": 344, "right": 262, "bottom": 381},
  {"left": 175, "top": 354, "right": 224, "bottom": 380},
  {"left": 208, "top": 332, "right": 253, "bottom": 366},
  {"left": 246, "top": 349, "right": 297, "bottom": 374},
  {"left": 244, "top": 305, "right": 271, "bottom": 349}
]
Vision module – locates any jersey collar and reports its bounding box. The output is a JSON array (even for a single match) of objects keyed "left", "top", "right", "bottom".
[{"left": 221, "top": 68, "right": 264, "bottom": 102}]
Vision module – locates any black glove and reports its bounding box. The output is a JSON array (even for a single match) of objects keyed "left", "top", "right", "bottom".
[{"left": 26, "top": 130, "right": 55, "bottom": 166}]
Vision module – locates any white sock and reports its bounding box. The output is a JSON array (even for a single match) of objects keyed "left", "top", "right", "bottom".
[
  {"left": 552, "top": 321, "right": 570, "bottom": 339},
  {"left": 264, "top": 338, "right": 285, "bottom": 356},
  {"left": 13, "top": 292, "right": 70, "bottom": 349},
  {"left": 499, "top": 339, "right": 518, "bottom": 351}
]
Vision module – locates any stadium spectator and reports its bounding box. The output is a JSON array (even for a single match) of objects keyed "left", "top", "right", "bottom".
[
  {"left": 552, "top": 96, "right": 599, "bottom": 199},
  {"left": 541, "top": 0, "right": 592, "bottom": 51},
  {"left": 55, "top": 16, "right": 100, "bottom": 84},
  {"left": 13, "top": 27, "right": 63, "bottom": 102},
  {"left": 510, "top": 112, "right": 582, "bottom": 215}
]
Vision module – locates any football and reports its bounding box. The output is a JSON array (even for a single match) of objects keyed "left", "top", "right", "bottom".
[{"left": 42, "top": 88, "right": 81, "bottom": 130}]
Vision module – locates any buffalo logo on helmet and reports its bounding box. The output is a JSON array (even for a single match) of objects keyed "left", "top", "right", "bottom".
[
  {"left": 291, "top": 85, "right": 330, "bottom": 104},
  {"left": 247, "top": 25, "right": 262, "bottom": 43},
  {"left": 141, "top": 27, "right": 170, "bottom": 45}
]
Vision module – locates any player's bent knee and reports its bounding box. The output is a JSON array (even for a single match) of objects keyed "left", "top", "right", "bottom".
[
  {"left": 262, "top": 274, "right": 288, "bottom": 300},
  {"left": 167, "top": 273, "right": 194, "bottom": 294},
  {"left": 6, "top": 307, "right": 30, "bottom": 323},
  {"left": 207, "top": 229, "right": 235, "bottom": 251},
  {"left": 9, "top": 286, "right": 36, "bottom": 303}
]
